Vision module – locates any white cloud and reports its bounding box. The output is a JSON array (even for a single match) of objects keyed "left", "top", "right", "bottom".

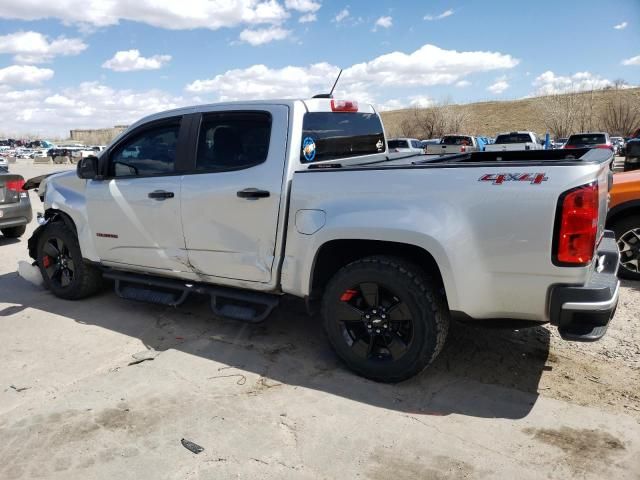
[
  {"left": 622, "top": 55, "right": 640, "bottom": 66},
  {"left": 0, "top": 65, "right": 54, "bottom": 85},
  {"left": 0, "top": 0, "right": 289, "bottom": 30},
  {"left": 424, "top": 9, "right": 454, "bottom": 21},
  {"left": 299, "top": 13, "right": 316, "bottom": 22},
  {"left": 532, "top": 70, "right": 613, "bottom": 95},
  {"left": 487, "top": 79, "right": 509, "bottom": 94},
  {"left": 374, "top": 16, "right": 393, "bottom": 30},
  {"left": 614, "top": 21, "right": 628, "bottom": 30},
  {"left": 334, "top": 8, "right": 349, "bottom": 22},
  {"left": 186, "top": 43, "right": 518, "bottom": 106},
  {"left": 0, "top": 82, "right": 187, "bottom": 136},
  {"left": 455, "top": 80, "right": 471, "bottom": 87},
  {"left": 285, "top": 0, "right": 320, "bottom": 12},
  {"left": 0, "top": 31, "right": 86, "bottom": 63},
  {"left": 102, "top": 49, "right": 171, "bottom": 72},
  {"left": 238, "top": 26, "right": 290, "bottom": 45}
]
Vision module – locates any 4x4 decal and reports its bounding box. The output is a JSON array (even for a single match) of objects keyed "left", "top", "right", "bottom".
[{"left": 479, "top": 173, "right": 548, "bottom": 185}]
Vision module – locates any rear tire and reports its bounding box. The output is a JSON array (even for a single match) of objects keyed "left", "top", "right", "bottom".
[
  {"left": 611, "top": 214, "right": 640, "bottom": 280},
  {"left": 36, "top": 222, "right": 103, "bottom": 299},
  {"left": 1, "top": 225, "right": 26, "bottom": 238},
  {"left": 321, "top": 256, "right": 449, "bottom": 383}
]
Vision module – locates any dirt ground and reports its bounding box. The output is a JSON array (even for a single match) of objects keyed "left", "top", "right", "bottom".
[{"left": 0, "top": 160, "right": 639, "bottom": 479}]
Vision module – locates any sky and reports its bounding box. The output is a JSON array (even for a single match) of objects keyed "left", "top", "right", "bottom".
[{"left": 0, "top": 0, "right": 638, "bottom": 137}]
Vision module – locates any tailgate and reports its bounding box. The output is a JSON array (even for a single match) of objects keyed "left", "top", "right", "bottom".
[{"left": 0, "top": 174, "right": 24, "bottom": 204}]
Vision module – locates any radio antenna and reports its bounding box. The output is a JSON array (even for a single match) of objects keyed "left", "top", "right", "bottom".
[
  {"left": 328, "top": 69, "right": 343, "bottom": 97},
  {"left": 312, "top": 69, "right": 343, "bottom": 99}
]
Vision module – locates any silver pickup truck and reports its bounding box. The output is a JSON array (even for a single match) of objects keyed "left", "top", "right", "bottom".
[
  {"left": 26, "top": 98, "right": 620, "bottom": 382},
  {"left": 425, "top": 134, "right": 480, "bottom": 155}
]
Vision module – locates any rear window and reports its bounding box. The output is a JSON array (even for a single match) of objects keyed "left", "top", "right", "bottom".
[
  {"left": 300, "top": 112, "right": 385, "bottom": 162},
  {"left": 495, "top": 133, "right": 534, "bottom": 144},
  {"left": 567, "top": 134, "right": 606, "bottom": 145},
  {"left": 441, "top": 136, "right": 472, "bottom": 145},
  {"left": 388, "top": 140, "right": 409, "bottom": 149}
]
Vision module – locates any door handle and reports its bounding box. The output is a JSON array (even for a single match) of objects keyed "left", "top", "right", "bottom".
[
  {"left": 237, "top": 188, "right": 270, "bottom": 199},
  {"left": 148, "top": 190, "right": 174, "bottom": 200}
]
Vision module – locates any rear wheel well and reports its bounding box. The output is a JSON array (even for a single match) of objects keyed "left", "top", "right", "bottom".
[{"left": 311, "top": 240, "right": 445, "bottom": 298}]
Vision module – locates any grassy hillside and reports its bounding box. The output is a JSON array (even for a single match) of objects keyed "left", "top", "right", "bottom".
[{"left": 380, "top": 87, "right": 640, "bottom": 138}]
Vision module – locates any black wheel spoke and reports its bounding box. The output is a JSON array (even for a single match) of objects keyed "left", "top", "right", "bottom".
[
  {"left": 43, "top": 240, "right": 59, "bottom": 257},
  {"left": 61, "top": 269, "right": 72, "bottom": 287},
  {"left": 66, "top": 259, "right": 75, "bottom": 273},
  {"left": 54, "top": 238, "right": 64, "bottom": 254},
  {"left": 387, "top": 301, "right": 412, "bottom": 322},
  {"left": 384, "top": 332, "right": 409, "bottom": 359},
  {"left": 351, "top": 334, "right": 375, "bottom": 359},
  {"left": 335, "top": 301, "right": 365, "bottom": 322},
  {"left": 359, "top": 283, "right": 379, "bottom": 308}
]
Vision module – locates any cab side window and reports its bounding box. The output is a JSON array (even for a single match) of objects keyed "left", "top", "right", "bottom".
[
  {"left": 110, "top": 122, "right": 180, "bottom": 177},
  {"left": 196, "top": 112, "right": 271, "bottom": 171}
]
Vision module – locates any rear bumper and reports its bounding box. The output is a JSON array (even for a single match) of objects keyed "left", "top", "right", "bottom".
[
  {"left": 548, "top": 231, "right": 620, "bottom": 341},
  {"left": 0, "top": 196, "right": 32, "bottom": 228}
]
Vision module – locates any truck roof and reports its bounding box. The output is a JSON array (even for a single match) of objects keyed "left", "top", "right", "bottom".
[{"left": 128, "top": 98, "right": 377, "bottom": 132}]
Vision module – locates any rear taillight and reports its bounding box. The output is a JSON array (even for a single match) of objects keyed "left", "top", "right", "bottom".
[
  {"left": 594, "top": 144, "right": 614, "bottom": 151},
  {"left": 553, "top": 182, "right": 599, "bottom": 266},
  {"left": 563, "top": 144, "right": 577, "bottom": 149},
  {"left": 330, "top": 100, "right": 358, "bottom": 112},
  {"left": 5, "top": 180, "right": 25, "bottom": 192},
  {"left": 460, "top": 145, "right": 466, "bottom": 153}
]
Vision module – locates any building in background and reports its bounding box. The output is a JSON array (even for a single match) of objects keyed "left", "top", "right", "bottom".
[{"left": 69, "top": 125, "right": 128, "bottom": 145}]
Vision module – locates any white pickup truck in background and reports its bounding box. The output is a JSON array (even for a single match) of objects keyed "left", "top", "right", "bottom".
[
  {"left": 425, "top": 135, "right": 479, "bottom": 155},
  {"left": 26, "top": 98, "right": 620, "bottom": 382},
  {"left": 485, "top": 131, "right": 543, "bottom": 152}
]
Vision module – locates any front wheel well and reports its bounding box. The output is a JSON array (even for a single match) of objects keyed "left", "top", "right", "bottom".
[
  {"left": 310, "top": 239, "right": 445, "bottom": 298},
  {"left": 28, "top": 209, "right": 78, "bottom": 260}
]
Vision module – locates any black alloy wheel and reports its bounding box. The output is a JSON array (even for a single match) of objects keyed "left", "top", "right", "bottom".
[
  {"left": 41, "top": 236, "right": 76, "bottom": 288},
  {"left": 334, "top": 282, "right": 414, "bottom": 362}
]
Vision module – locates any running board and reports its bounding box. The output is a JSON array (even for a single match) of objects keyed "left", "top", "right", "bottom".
[{"left": 103, "top": 271, "right": 279, "bottom": 323}]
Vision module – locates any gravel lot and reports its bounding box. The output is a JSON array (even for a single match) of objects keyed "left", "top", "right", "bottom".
[{"left": 0, "top": 160, "right": 639, "bottom": 479}]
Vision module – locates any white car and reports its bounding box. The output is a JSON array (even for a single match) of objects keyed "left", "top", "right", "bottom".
[
  {"left": 0, "top": 156, "right": 8, "bottom": 171},
  {"left": 485, "top": 131, "right": 543, "bottom": 152},
  {"left": 387, "top": 138, "right": 424, "bottom": 153}
]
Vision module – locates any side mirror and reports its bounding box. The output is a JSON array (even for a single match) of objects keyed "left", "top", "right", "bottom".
[{"left": 77, "top": 155, "right": 100, "bottom": 180}]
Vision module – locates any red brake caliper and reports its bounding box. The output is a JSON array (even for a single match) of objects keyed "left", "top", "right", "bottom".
[
  {"left": 42, "top": 256, "right": 51, "bottom": 268},
  {"left": 340, "top": 289, "right": 358, "bottom": 302}
]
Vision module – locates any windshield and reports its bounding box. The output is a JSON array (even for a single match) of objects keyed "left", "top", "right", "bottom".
[
  {"left": 494, "top": 133, "right": 533, "bottom": 144},
  {"left": 301, "top": 112, "right": 385, "bottom": 162},
  {"left": 388, "top": 140, "right": 409, "bottom": 149},
  {"left": 441, "top": 136, "right": 472, "bottom": 145},
  {"left": 567, "top": 134, "right": 606, "bottom": 145}
]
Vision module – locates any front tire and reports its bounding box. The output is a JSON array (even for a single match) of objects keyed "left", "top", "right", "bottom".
[
  {"left": 611, "top": 215, "right": 640, "bottom": 280},
  {"left": 36, "top": 222, "right": 103, "bottom": 299},
  {"left": 321, "top": 256, "right": 449, "bottom": 383},
  {"left": 1, "top": 225, "right": 26, "bottom": 238}
]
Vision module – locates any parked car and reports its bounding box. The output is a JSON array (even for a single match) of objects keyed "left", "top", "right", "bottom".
[
  {"left": 387, "top": 138, "right": 424, "bottom": 153},
  {"left": 485, "top": 131, "right": 543, "bottom": 152},
  {"left": 0, "top": 172, "right": 32, "bottom": 238},
  {"left": 611, "top": 136, "right": 625, "bottom": 155},
  {"left": 607, "top": 170, "right": 640, "bottom": 279},
  {"left": 425, "top": 135, "right": 480, "bottom": 155},
  {"left": 0, "top": 156, "right": 8, "bottom": 172},
  {"left": 563, "top": 132, "right": 613, "bottom": 151},
  {"left": 623, "top": 139, "right": 640, "bottom": 172},
  {"left": 26, "top": 98, "right": 619, "bottom": 382}
]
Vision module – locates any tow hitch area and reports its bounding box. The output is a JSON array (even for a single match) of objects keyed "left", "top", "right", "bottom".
[{"left": 549, "top": 231, "right": 620, "bottom": 342}]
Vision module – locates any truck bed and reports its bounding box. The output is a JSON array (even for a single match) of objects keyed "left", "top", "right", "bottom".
[{"left": 310, "top": 148, "right": 609, "bottom": 170}]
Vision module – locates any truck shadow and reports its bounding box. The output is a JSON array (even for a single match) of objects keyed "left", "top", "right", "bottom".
[{"left": 0, "top": 273, "right": 551, "bottom": 420}]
